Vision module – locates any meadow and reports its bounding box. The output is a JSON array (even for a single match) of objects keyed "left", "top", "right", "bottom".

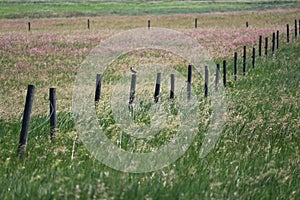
[
  {"left": 0, "top": 1, "right": 300, "bottom": 199},
  {"left": 1, "top": 0, "right": 300, "bottom": 18}
]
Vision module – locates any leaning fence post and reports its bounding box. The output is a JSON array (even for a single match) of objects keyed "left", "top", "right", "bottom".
[
  {"left": 195, "top": 18, "right": 198, "bottom": 28},
  {"left": 265, "top": 37, "right": 268, "bottom": 57},
  {"left": 234, "top": 52, "right": 238, "bottom": 81},
  {"left": 204, "top": 66, "right": 208, "bottom": 97},
  {"left": 243, "top": 46, "right": 247, "bottom": 75},
  {"left": 187, "top": 65, "right": 192, "bottom": 100},
  {"left": 50, "top": 88, "right": 57, "bottom": 139},
  {"left": 223, "top": 60, "right": 226, "bottom": 87},
  {"left": 259, "top": 35, "right": 262, "bottom": 57},
  {"left": 287, "top": 24, "right": 290, "bottom": 43},
  {"left": 154, "top": 73, "right": 161, "bottom": 103},
  {"left": 252, "top": 47, "right": 256, "bottom": 69},
  {"left": 95, "top": 74, "right": 102, "bottom": 103},
  {"left": 272, "top": 32, "right": 275, "bottom": 54},
  {"left": 129, "top": 74, "right": 136, "bottom": 105},
  {"left": 170, "top": 74, "right": 175, "bottom": 100},
  {"left": 18, "top": 85, "right": 35, "bottom": 157},
  {"left": 215, "top": 64, "right": 220, "bottom": 91},
  {"left": 276, "top": 30, "right": 279, "bottom": 49}
]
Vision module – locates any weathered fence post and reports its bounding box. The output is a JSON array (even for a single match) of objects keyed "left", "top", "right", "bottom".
[
  {"left": 252, "top": 47, "right": 256, "bottom": 69},
  {"left": 148, "top": 20, "right": 151, "bottom": 30},
  {"left": 88, "top": 19, "right": 90, "bottom": 29},
  {"left": 234, "top": 52, "right": 238, "bottom": 81},
  {"left": 28, "top": 22, "right": 31, "bottom": 31},
  {"left": 204, "top": 66, "right": 208, "bottom": 97},
  {"left": 18, "top": 85, "right": 35, "bottom": 157},
  {"left": 272, "top": 32, "right": 275, "bottom": 54},
  {"left": 259, "top": 35, "right": 262, "bottom": 56},
  {"left": 50, "top": 88, "right": 57, "bottom": 139},
  {"left": 187, "top": 65, "right": 192, "bottom": 100},
  {"left": 129, "top": 74, "right": 136, "bottom": 105},
  {"left": 295, "top": 19, "right": 297, "bottom": 39},
  {"left": 276, "top": 30, "right": 279, "bottom": 49},
  {"left": 243, "top": 46, "right": 247, "bottom": 76},
  {"left": 215, "top": 64, "right": 220, "bottom": 91},
  {"left": 195, "top": 18, "right": 198, "bottom": 28},
  {"left": 265, "top": 37, "right": 268, "bottom": 57},
  {"left": 287, "top": 24, "right": 290, "bottom": 43},
  {"left": 95, "top": 74, "right": 102, "bottom": 103},
  {"left": 299, "top": 19, "right": 300, "bottom": 37},
  {"left": 154, "top": 73, "right": 161, "bottom": 103},
  {"left": 223, "top": 60, "right": 226, "bottom": 87},
  {"left": 246, "top": 21, "right": 249, "bottom": 28},
  {"left": 170, "top": 74, "right": 175, "bottom": 100}
]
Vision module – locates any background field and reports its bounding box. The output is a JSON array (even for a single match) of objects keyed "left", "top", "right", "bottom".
[
  {"left": 0, "top": 1, "right": 300, "bottom": 199},
  {"left": 1, "top": 0, "right": 300, "bottom": 18}
]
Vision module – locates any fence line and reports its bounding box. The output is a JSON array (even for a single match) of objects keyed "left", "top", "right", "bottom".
[{"left": 17, "top": 19, "right": 300, "bottom": 157}]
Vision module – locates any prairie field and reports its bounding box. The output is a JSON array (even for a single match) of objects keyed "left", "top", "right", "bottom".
[{"left": 0, "top": 1, "right": 300, "bottom": 199}]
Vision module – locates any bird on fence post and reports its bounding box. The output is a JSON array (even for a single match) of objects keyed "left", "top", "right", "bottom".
[{"left": 130, "top": 67, "right": 137, "bottom": 74}]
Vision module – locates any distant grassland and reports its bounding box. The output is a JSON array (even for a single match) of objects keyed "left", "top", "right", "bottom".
[{"left": 1, "top": 0, "right": 300, "bottom": 18}]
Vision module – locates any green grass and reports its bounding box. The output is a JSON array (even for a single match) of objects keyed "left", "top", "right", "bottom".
[
  {"left": 1, "top": 0, "right": 300, "bottom": 18},
  {"left": 0, "top": 36, "right": 299, "bottom": 199}
]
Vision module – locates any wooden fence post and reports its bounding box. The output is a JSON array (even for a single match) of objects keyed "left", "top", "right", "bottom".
[
  {"left": 88, "top": 19, "right": 90, "bottom": 29},
  {"left": 272, "top": 32, "right": 275, "bottom": 54},
  {"left": 129, "top": 74, "right": 136, "bottom": 105},
  {"left": 276, "top": 30, "right": 279, "bottom": 49},
  {"left": 154, "top": 73, "right": 161, "bottom": 103},
  {"left": 50, "top": 88, "right": 57, "bottom": 139},
  {"left": 265, "top": 37, "right": 268, "bottom": 57},
  {"left": 28, "top": 22, "right": 31, "bottom": 31},
  {"left": 243, "top": 46, "right": 247, "bottom": 76},
  {"left": 259, "top": 35, "right": 262, "bottom": 56},
  {"left": 215, "top": 64, "right": 220, "bottom": 91},
  {"left": 170, "top": 74, "right": 175, "bottom": 100},
  {"left": 18, "top": 85, "right": 35, "bottom": 157},
  {"left": 95, "top": 74, "right": 102, "bottom": 103},
  {"left": 195, "top": 18, "right": 198, "bottom": 28},
  {"left": 187, "top": 65, "right": 192, "bottom": 100},
  {"left": 234, "top": 52, "right": 238, "bottom": 81},
  {"left": 295, "top": 19, "right": 297, "bottom": 39},
  {"left": 148, "top": 20, "right": 151, "bottom": 30},
  {"left": 223, "top": 60, "right": 226, "bottom": 87},
  {"left": 287, "top": 24, "right": 290, "bottom": 43},
  {"left": 252, "top": 47, "right": 256, "bottom": 69},
  {"left": 204, "top": 66, "right": 208, "bottom": 97},
  {"left": 246, "top": 21, "right": 249, "bottom": 28}
]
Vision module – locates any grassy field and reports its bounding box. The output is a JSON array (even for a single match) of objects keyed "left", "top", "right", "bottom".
[
  {"left": 0, "top": 0, "right": 300, "bottom": 18},
  {"left": 0, "top": 37, "right": 299, "bottom": 199},
  {"left": 0, "top": 3, "right": 300, "bottom": 199}
]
